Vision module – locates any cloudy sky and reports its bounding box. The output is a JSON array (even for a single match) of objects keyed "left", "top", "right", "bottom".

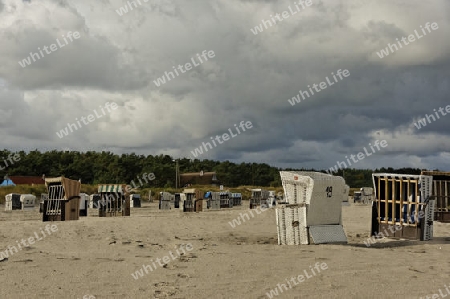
[{"left": 0, "top": 0, "right": 449, "bottom": 171}]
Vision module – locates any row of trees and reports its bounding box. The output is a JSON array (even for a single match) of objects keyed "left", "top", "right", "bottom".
[{"left": 0, "top": 150, "right": 431, "bottom": 188}]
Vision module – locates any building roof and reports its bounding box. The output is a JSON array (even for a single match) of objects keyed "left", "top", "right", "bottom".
[
  {"left": 9, "top": 176, "right": 45, "bottom": 185},
  {"left": 0, "top": 179, "right": 15, "bottom": 187},
  {"left": 179, "top": 171, "right": 219, "bottom": 186},
  {"left": 180, "top": 171, "right": 218, "bottom": 177}
]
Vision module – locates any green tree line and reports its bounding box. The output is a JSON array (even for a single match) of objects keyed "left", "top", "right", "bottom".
[{"left": 0, "top": 150, "right": 436, "bottom": 188}]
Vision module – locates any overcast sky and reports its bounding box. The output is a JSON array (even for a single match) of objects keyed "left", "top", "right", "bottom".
[{"left": 0, "top": 0, "right": 449, "bottom": 171}]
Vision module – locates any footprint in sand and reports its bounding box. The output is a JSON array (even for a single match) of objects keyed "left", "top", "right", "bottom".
[{"left": 154, "top": 282, "right": 172, "bottom": 287}]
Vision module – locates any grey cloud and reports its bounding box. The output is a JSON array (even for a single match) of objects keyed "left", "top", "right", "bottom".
[{"left": 0, "top": 0, "right": 448, "bottom": 171}]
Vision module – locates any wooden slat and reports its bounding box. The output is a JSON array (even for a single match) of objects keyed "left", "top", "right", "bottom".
[
  {"left": 384, "top": 177, "right": 388, "bottom": 224},
  {"left": 400, "top": 178, "right": 403, "bottom": 225},
  {"left": 445, "top": 181, "right": 449, "bottom": 211},
  {"left": 377, "top": 176, "right": 381, "bottom": 223},
  {"left": 407, "top": 178, "right": 412, "bottom": 225},
  {"left": 415, "top": 181, "right": 419, "bottom": 226},
  {"left": 392, "top": 178, "right": 396, "bottom": 224},
  {"left": 435, "top": 181, "right": 440, "bottom": 210}
]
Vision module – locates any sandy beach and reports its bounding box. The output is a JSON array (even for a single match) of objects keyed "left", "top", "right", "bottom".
[{"left": 0, "top": 202, "right": 449, "bottom": 299}]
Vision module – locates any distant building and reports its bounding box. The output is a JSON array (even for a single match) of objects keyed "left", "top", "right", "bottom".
[
  {"left": 179, "top": 171, "right": 220, "bottom": 187},
  {"left": 7, "top": 176, "right": 45, "bottom": 186}
]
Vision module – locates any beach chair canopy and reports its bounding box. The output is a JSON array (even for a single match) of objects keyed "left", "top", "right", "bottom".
[
  {"left": 98, "top": 184, "right": 123, "bottom": 194},
  {"left": 45, "top": 177, "right": 81, "bottom": 200}
]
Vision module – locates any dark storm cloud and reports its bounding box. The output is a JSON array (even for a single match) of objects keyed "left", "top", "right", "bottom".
[{"left": 0, "top": 0, "right": 449, "bottom": 170}]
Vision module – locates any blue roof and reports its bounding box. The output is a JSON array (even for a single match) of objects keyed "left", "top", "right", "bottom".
[{"left": 0, "top": 179, "right": 15, "bottom": 187}]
